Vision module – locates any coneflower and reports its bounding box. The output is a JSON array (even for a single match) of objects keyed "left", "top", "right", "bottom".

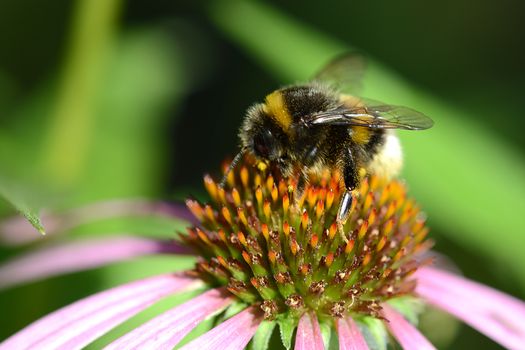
[{"left": 0, "top": 157, "right": 524, "bottom": 349}]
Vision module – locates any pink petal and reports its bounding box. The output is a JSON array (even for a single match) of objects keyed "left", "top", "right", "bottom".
[
  {"left": 0, "top": 236, "right": 192, "bottom": 291},
  {"left": 0, "top": 199, "right": 196, "bottom": 246},
  {"left": 0, "top": 273, "right": 202, "bottom": 350},
  {"left": 105, "top": 288, "right": 234, "bottom": 350},
  {"left": 416, "top": 267, "right": 525, "bottom": 350},
  {"left": 381, "top": 304, "right": 436, "bottom": 350},
  {"left": 295, "top": 312, "right": 325, "bottom": 350},
  {"left": 179, "top": 306, "right": 263, "bottom": 350},
  {"left": 336, "top": 317, "right": 369, "bottom": 350},
  {"left": 416, "top": 267, "right": 525, "bottom": 320}
]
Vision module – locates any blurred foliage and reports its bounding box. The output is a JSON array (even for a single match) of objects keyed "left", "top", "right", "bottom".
[
  {"left": 0, "top": 175, "right": 45, "bottom": 234},
  {"left": 0, "top": 0, "right": 524, "bottom": 349}
]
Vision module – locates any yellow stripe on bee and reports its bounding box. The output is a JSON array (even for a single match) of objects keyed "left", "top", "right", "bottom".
[
  {"left": 340, "top": 94, "right": 371, "bottom": 144},
  {"left": 264, "top": 91, "right": 292, "bottom": 131},
  {"left": 339, "top": 94, "right": 365, "bottom": 108},
  {"left": 351, "top": 126, "right": 371, "bottom": 144}
]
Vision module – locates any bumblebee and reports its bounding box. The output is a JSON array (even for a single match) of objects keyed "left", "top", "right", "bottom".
[{"left": 223, "top": 53, "right": 433, "bottom": 239}]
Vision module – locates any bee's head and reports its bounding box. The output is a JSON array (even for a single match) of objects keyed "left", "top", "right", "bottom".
[{"left": 240, "top": 102, "right": 289, "bottom": 166}]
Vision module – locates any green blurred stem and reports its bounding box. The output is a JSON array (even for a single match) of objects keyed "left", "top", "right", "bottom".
[
  {"left": 42, "top": 0, "right": 122, "bottom": 186},
  {"left": 208, "top": 0, "right": 525, "bottom": 286}
]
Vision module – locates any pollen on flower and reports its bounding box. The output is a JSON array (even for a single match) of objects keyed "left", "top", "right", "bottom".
[{"left": 181, "top": 156, "right": 433, "bottom": 321}]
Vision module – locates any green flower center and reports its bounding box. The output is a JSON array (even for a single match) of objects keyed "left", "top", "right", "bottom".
[{"left": 182, "top": 158, "right": 431, "bottom": 320}]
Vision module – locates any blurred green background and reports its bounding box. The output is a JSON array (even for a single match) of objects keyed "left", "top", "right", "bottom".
[{"left": 0, "top": 0, "right": 524, "bottom": 348}]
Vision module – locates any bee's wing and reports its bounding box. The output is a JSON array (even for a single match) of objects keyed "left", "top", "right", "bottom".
[
  {"left": 312, "top": 52, "right": 366, "bottom": 95},
  {"left": 307, "top": 103, "right": 434, "bottom": 130}
]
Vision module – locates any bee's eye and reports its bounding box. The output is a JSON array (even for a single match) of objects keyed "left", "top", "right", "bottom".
[{"left": 253, "top": 129, "right": 276, "bottom": 159}]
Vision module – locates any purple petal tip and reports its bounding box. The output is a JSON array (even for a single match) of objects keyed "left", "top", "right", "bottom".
[
  {"left": 179, "top": 306, "right": 262, "bottom": 350},
  {"left": 295, "top": 312, "right": 325, "bottom": 350}
]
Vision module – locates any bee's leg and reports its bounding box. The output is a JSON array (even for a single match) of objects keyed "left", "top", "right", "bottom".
[
  {"left": 288, "top": 170, "right": 308, "bottom": 215},
  {"left": 293, "top": 146, "right": 319, "bottom": 203},
  {"left": 278, "top": 161, "right": 305, "bottom": 210},
  {"left": 337, "top": 149, "right": 360, "bottom": 242},
  {"left": 337, "top": 192, "right": 353, "bottom": 243},
  {"left": 295, "top": 173, "right": 307, "bottom": 202}
]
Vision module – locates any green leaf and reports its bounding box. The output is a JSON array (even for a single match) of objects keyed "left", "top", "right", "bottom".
[
  {"left": 319, "top": 320, "right": 332, "bottom": 349},
  {"left": 357, "top": 317, "right": 388, "bottom": 350},
  {"left": 277, "top": 313, "right": 298, "bottom": 350},
  {"left": 387, "top": 296, "right": 425, "bottom": 325},
  {"left": 214, "top": 301, "right": 248, "bottom": 326},
  {"left": 249, "top": 320, "right": 277, "bottom": 350},
  {"left": 0, "top": 177, "right": 45, "bottom": 235},
  {"left": 327, "top": 328, "right": 339, "bottom": 350}
]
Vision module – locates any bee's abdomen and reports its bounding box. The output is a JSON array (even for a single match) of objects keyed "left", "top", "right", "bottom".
[
  {"left": 363, "top": 129, "right": 385, "bottom": 157},
  {"left": 366, "top": 131, "right": 402, "bottom": 179}
]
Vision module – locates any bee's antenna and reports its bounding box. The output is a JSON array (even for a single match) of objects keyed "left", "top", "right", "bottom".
[{"left": 220, "top": 148, "right": 246, "bottom": 188}]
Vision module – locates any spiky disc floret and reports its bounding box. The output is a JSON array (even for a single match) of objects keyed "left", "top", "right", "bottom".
[{"left": 181, "top": 158, "right": 432, "bottom": 320}]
